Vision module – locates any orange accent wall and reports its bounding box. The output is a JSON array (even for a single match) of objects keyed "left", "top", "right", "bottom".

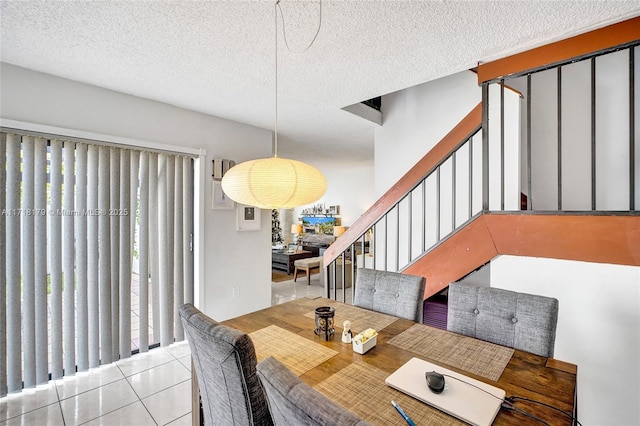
[
  {"left": 485, "top": 214, "right": 640, "bottom": 266},
  {"left": 402, "top": 217, "right": 497, "bottom": 297},
  {"left": 404, "top": 213, "right": 640, "bottom": 299},
  {"left": 478, "top": 16, "right": 640, "bottom": 83}
]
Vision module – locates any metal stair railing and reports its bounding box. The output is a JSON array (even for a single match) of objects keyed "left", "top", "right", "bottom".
[
  {"left": 323, "top": 114, "right": 483, "bottom": 302},
  {"left": 324, "top": 42, "right": 639, "bottom": 304}
]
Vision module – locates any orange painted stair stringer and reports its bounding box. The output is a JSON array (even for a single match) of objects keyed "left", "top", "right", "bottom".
[{"left": 405, "top": 213, "right": 640, "bottom": 300}]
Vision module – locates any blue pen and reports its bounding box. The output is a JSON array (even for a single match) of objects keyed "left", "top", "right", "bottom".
[{"left": 391, "top": 400, "right": 416, "bottom": 426}]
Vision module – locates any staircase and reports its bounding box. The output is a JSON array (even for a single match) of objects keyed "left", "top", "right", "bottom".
[{"left": 323, "top": 20, "right": 640, "bottom": 303}]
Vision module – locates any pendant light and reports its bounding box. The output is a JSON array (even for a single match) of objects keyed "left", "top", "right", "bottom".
[{"left": 221, "top": 1, "right": 326, "bottom": 209}]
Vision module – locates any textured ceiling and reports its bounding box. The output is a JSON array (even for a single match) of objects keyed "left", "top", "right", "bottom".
[{"left": 1, "top": 1, "right": 639, "bottom": 163}]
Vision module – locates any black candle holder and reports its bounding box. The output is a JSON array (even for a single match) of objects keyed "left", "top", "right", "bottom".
[{"left": 314, "top": 306, "right": 335, "bottom": 341}]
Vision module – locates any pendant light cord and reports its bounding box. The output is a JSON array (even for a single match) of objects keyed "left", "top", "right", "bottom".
[
  {"left": 277, "top": 0, "right": 322, "bottom": 54},
  {"left": 274, "top": 1, "right": 279, "bottom": 157},
  {"left": 273, "top": 0, "right": 322, "bottom": 158}
]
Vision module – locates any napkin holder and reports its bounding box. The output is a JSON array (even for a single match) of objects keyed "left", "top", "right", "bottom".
[{"left": 352, "top": 328, "right": 377, "bottom": 354}]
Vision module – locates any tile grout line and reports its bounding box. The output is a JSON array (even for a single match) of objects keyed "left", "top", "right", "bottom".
[
  {"left": 120, "top": 375, "right": 158, "bottom": 426},
  {"left": 53, "top": 379, "right": 67, "bottom": 426},
  {"left": 119, "top": 355, "right": 191, "bottom": 426},
  {"left": 76, "top": 400, "right": 147, "bottom": 426}
]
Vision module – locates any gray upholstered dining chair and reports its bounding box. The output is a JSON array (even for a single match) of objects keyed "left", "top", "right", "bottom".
[
  {"left": 446, "top": 283, "right": 559, "bottom": 357},
  {"left": 178, "top": 303, "right": 273, "bottom": 426},
  {"left": 256, "top": 356, "right": 371, "bottom": 426},
  {"left": 353, "top": 268, "right": 426, "bottom": 322}
]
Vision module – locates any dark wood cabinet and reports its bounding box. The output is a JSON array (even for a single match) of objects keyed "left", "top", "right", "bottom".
[
  {"left": 300, "top": 244, "right": 324, "bottom": 257},
  {"left": 271, "top": 250, "right": 313, "bottom": 274}
]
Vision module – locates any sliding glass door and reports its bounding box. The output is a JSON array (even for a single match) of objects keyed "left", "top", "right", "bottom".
[{"left": 0, "top": 132, "right": 194, "bottom": 395}]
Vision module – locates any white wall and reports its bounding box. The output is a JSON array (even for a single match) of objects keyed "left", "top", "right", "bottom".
[
  {"left": 491, "top": 255, "right": 640, "bottom": 426},
  {"left": 374, "top": 70, "right": 481, "bottom": 197},
  {"left": 274, "top": 159, "right": 375, "bottom": 247},
  {"left": 292, "top": 159, "right": 375, "bottom": 228},
  {"left": 1, "top": 62, "right": 273, "bottom": 321}
]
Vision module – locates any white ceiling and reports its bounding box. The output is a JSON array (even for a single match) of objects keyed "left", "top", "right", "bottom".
[{"left": 1, "top": 1, "right": 639, "bottom": 163}]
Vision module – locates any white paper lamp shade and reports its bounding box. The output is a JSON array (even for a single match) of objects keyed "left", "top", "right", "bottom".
[{"left": 221, "top": 157, "right": 327, "bottom": 209}]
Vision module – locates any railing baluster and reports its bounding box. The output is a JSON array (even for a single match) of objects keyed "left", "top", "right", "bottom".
[
  {"left": 353, "top": 237, "right": 359, "bottom": 300},
  {"left": 500, "top": 80, "right": 505, "bottom": 210},
  {"left": 482, "top": 83, "right": 490, "bottom": 211},
  {"left": 630, "top": 47, "right": 636, "bottom": 211},
  {"left": 557, "top": 67, "right": 563, "bottom": 211},
  {"left": 383, "top": 215, "right": 388, "bottom": 271},
  {"left": 436, "top": 168, "right": 441, "bottom": 241},
  {"left": 335, "top": 251, "right": 340, "bottom": 301},
  {"left": 342, "top": 249, "right": 348, "bottom": 302},
  {"left": 351, "top": 247, "right": 356, "bottom": 302},
  {"left": 331, "top": 261, "right": 337, "bottom": 299},
  {"left": 527, "top": 75, "right": 532, "bottom": 210},
  {"left": 452, "top": 151, "right": 457, "bottom": 229},
  {"left": 408, "top": 192, "right": 412, "bottom": 263},
  {"left": 371, "top": 222, "right": 377, "bottom": 270},
  {"left": 395, "top": 204, "right": 400, "bottom": 271},
  {"left": 469, "top": 137, "right": 473, "bottom": 217},
  {"left": 421, "top": 180, "right": 426, "bottom": 253},
  {"left": 591, "top": 56, "right": 597, "bottom": 210}
]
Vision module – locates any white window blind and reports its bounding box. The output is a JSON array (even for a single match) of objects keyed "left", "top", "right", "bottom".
[{"left": 0, "top": 132, "right": 194, "bottom": 395}]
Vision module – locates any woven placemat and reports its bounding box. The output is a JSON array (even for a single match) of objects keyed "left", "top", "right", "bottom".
[
  {"left": 388, "top": 324, "right": 514, "bottom": 381},
  {"left": 304, "top": 302, "right": 398, "bottom": 335},
  {"left": 249, "top": 325, "right": 338, "bottom": 376},
  {"left": 314, "top": 361, "right": 465, "bottom": 425}
]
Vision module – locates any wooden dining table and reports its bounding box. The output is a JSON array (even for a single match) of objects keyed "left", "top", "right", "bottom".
[{"left": 192, "top": 297, "right": 577, "bottom": 425}]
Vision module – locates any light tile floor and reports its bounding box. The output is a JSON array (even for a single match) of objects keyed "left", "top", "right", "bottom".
[
  {"left": 271, "top": 271, "right": 353, "bottom": 305},
  {"left": 1, "top": 274, "right": 334, "bottom": 426},
  {"left": 0, "top": 341, "right": 192, "bottom": 426},
  {"left": 271, "top": 272, "right": 324, "bottom": 305}
]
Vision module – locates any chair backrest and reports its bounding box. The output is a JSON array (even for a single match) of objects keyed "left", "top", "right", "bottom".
[
  {"left": 178, "top": 303, "right": 273, "bottom": 426},
  {"left": 446, "top": 283, "right": 559, "bottom": 357},
  {"left": 256, "top": 356, "right": 371, "bottom": 426},
  {"left": 353, "top": 268, "right": 426, "bottom": 322}
]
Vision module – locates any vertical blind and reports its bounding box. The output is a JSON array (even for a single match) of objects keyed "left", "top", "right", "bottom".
[{"left": 0, "top": 132, "right": 194, "bottom": 395}]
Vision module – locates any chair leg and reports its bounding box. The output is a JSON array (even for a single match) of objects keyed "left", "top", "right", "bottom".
[
  {"left": 294, "top": 268, "right": 299, "bottom": 282},
  {"left": 306, "top": 267, "right": 311, "bottom": 285}
]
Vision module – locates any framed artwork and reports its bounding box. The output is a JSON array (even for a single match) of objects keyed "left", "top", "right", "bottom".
[
  {"left": 237, "top": 204, "right": 261, "bottom": 231},
  {"left": 212, "top": 181, "right": 235, "bottom": 210}
]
